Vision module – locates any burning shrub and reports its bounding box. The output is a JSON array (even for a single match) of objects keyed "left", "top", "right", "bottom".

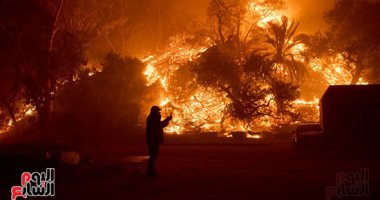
[{"left": 193, "top": 44, "right": 299, "bottom": 128}]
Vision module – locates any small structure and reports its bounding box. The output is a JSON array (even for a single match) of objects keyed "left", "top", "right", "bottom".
[{"left": 319, "top": 85, "right": 380, "bottom": 145}]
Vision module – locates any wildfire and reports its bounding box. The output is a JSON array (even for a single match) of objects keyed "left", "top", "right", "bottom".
[
  {"left": 293, "top": 98, "right": 320, "bottom": 108},
  {"left": 140, "top": 1, "right": 295, "bottom": 135},
  {"left": 247, "top": 0, "right": 284, "bottom": 28},
  {"left": 142, "top": 0, "right": 353, "bottom": 135},
  {"left": 141, "top": 0, "right": 371, "bottom": 136},
  {"left": 0, "top": 105, "right": 36, "bottom": 134},
  {"left": 163, "top": 86, "right": 230, "bottom": 134},
  {"left": 1, "top": 0, "right": 368, "bottom": 136},
  {"left": 0, "top": 63, "right": 100, "bottom": 134},
  {"left": 143, "top": 34, "right": 212, "bottom": 89},
  {"left": 247, "top": 134, "right": 261, "bottom": 139},
  {"left": 310, "top": 54, "right": 368, "bottom": 85}
]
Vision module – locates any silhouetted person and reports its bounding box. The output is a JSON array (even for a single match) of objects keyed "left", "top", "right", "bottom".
[{"left": 146, "top": 106, "right": 172, "bottom": 176}]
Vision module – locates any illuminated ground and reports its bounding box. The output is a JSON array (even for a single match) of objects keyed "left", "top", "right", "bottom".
[
  {"left": 0, "top": 138, "right": 379, "bottom": 200},
  {"left": 52, "top": 140, "right": 379, "bottom": 200}
]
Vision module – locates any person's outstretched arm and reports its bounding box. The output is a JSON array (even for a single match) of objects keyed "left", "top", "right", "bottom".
[{"left": 161, "top": 115, "right": 172, "bottom": 128}]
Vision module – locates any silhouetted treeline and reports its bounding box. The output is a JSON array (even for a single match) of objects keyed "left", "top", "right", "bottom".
[{"left": 53, "top": 53, "right": 147, "bottom": 146}]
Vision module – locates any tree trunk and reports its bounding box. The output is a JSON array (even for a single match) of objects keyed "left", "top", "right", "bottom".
[
  {"left": 5, "top": 103, "right": 16, "bottom": 126},
  {"left": 105, "top": 34, "right": 119, "bottom": 53},
  {"left": 48, "top": 0, "right": 64, "bottom": 52},
  {"left": 40, "top": 0, "right": 64, "bottom": 148},
  {"left": 217, "top": 15, "right": 225, "bottom": 44},
  {"left": 120, "top": 0, "right": 126, "bottom": 55},
  {"left": 38, "top": 100, "right": 51, "bottom": 146},
  {"left": 351, "top": 64, "right": 363, "bottom": 85},
  {"left": 1, "top": 98, "right": 16, "bottom": 125}
]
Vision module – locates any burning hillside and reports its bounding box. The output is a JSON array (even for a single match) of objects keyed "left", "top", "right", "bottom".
[
  {"left": 141, "top": 0, "right": 368, "bottom": 135},
  {"left": 0, "top": 0, "right": 377, "bottom": 137}
]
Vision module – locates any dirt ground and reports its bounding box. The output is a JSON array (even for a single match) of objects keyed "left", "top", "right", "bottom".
[{"left": 1, "top": 139, "right": 379, "bottom": 200}]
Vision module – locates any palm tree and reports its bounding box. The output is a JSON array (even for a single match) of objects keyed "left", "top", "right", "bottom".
[{"left": 265, "top": 16, "right": 306, "bottom": 84}]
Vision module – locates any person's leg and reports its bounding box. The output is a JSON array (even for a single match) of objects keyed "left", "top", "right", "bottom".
[
  {"left": 147, "top": 157, "right": 154, "bottom": 176},
  {"left": 147, "top": 145, "right": 159, "bottom": 176}
]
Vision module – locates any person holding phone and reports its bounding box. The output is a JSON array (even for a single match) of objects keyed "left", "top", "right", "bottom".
[{"left": 146, "top": 106, "right": 173, "bottom": 176}]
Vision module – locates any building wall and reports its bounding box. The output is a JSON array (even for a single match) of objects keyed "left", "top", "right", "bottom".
[{"left": 320, "top": 87, "right": 380, "bottom": 145}]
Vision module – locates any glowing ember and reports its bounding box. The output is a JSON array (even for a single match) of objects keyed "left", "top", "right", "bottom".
[
  {"left": 247, "top": 134, "right": 261, "bottom": 139},
  {"left": 25, "top": 108, "right": 34, "bottom": 116}
]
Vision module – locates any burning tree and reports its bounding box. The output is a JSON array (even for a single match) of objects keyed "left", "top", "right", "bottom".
[
  {"left": 309, "top": 0, "right": 380, "bottom": 84},
  {"left": 264, "top": 16, "right": 307, "bottom": 84},
  {"left": 0, "top": 61, "right": 23, "bottom": 128},
  {"left": 193, "top": 43, "right": 299, "bottom": 129},
  {"left": 142, "top": 0, "right": 302, "bottom": 133},
  {"left": 0, "top": 0, "right": 88, "bottom": 142},
  {"left": 141, "top": 0, "right": 373, "bottom": 134}
]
